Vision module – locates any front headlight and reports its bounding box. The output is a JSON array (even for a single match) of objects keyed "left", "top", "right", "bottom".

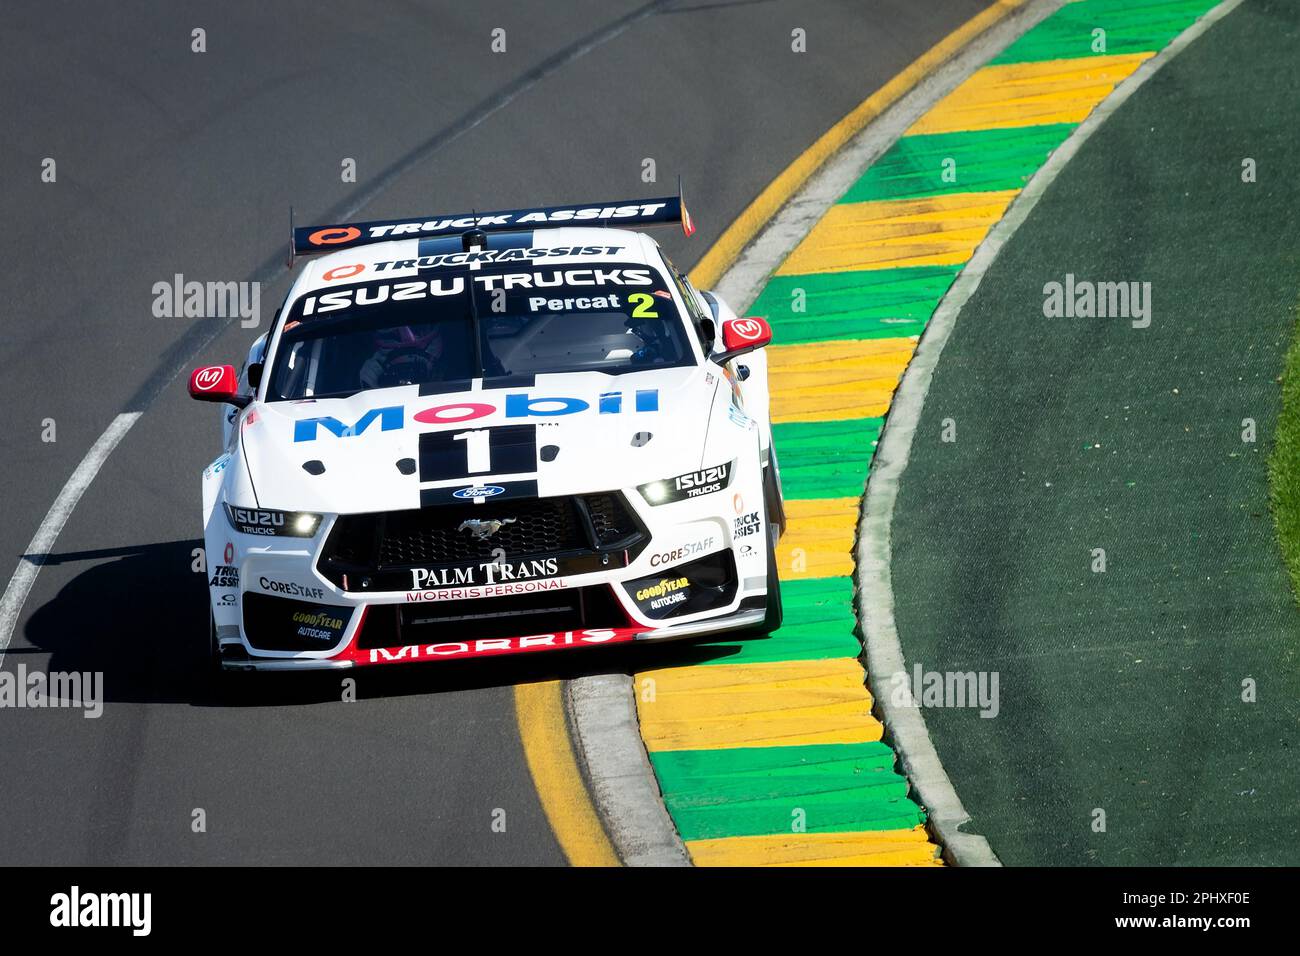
[
  {"left": 637, "top": 461, "right": 734, "bottom": 505},
  {"left": 224, "top": 503, "right": 322, "bottom": 538},
  {"left": 640, "top": 480, "right": 672, "bottom": 504}
]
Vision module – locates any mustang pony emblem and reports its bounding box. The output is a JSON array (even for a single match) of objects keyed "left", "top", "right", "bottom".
[{"left": 457, "top": 517, "right": 517, "bottom": 541}]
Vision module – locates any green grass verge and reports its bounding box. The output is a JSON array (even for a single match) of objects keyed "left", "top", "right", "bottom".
[{"left": 1267, "top": 300, "right": 1300, "bottom": 604}]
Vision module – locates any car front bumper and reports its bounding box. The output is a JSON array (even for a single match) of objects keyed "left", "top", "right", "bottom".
[{"left": 214, "top": 605, "right": 766, "bottom": 671}]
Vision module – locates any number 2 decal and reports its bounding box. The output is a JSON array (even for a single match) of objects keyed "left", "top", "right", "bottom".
[{"left": 628, "top": 293, "right": 659, "bottom": 319}]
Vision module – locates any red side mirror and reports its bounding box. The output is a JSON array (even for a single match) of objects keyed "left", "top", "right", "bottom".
[
  {"left": 189, "top": 365, "right": 246, "bottom": 406},
  {"left": 716, "top": 317, "right": 772, "bottom": 363}
]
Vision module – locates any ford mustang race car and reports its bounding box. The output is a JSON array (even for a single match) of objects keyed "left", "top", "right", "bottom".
[{"left": 189, "top": 193, "right": 784, "bottom": 670}]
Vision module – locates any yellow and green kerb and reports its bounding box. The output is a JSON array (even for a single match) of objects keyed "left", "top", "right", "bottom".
[{"left": 639, "top": 0, "right": 1223, "bottom": 866}]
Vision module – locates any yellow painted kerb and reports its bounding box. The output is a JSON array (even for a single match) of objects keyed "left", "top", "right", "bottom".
[
  {"left": 514, "top": 681, "right": 620, "bottom": 866},
  {"left": 687, "top": 826, "right": 943, "bottom": 866},
  {"left": 775, "top": 190, "right": 1020, "bottom": 276},
  {"left": 638, "top": 658, "right": 883, "bottom": 751},
  {"left": 769, "top": 338, "right": 919, "bottom": 423},
  {"left": 776, "top": 496, "right": 860, "bottom": 578},
  {"left": 907, "top": 52, "right": 1153, "bottom": 136},
  {"left": 689, "top": 0, "right": 1032, "bottom": 290}
]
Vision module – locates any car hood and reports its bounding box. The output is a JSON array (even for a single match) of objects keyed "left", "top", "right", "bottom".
[{"left": 239, "top": 367, "right": 715, "bottom": 514}]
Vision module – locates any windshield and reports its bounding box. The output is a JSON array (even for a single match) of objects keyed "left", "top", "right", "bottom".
[{"left": 265, "top": 260, "right": 696, "bottom": 401}]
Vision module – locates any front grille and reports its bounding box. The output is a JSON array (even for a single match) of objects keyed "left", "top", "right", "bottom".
[
  {"left": 385, "top": 497, "right": 581, "bottom": 566},
  {"left": 586, "top": 493, "right": 641, "bottom": 547},
  {"left": 319, "top": 492, "right": 646, "bottom": 590}
]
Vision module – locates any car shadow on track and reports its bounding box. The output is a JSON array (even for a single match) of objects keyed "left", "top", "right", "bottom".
[
  {"left": 20, "top": 538, "right": 761, "bottom": 708},
  {"left": 21, "top": 539, "right": 211, "bottom": 705}
]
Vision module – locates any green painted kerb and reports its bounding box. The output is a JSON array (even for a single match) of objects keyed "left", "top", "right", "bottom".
[
  {"left": 751, "top": 266, "right": 960, "bottom": 343},
  {"left": 839, "top": 124, "right": 1078, "bottom": 204},
  {"left": 774, "top": 418, "right": 882, "bottom": 500},
  {"left": 650, "top": 742, "right": 927, "bottom": 841},
  {"left": 695, "top": 577, "right": 861, "bottom": 666},
  {"left": 991, "top": 0, "right": 1221, "bottom": 65}
]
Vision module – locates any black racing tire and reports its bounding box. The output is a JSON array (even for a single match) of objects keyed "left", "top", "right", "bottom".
[
  {"left": 763, "top": 442, "right": 787, "bottom": 539},
  {"left": 208, "top": 610, "right": 222, "bottom": 672},
  {"left": 760, "top": 520, "right": 784, "bottom": 633},
  {"left": 760, "top": 464, "right": 784, "bottom": 633},
  {"left": 204, "top": 610, "right": 231, "bottom": 698},
  {"left": 206, "top": 611, "right": 254, "bottom": 700},
  {"left": 735, "top": 464, "right": 784, "bottom": 637}
]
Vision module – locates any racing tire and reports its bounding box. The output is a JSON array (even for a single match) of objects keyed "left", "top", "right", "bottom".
[
  {"left": 206, "top": 612, "right": 252, "bottom": 700},
  {"left": 738, "top": 465, "right": 784, "bottom": 636},
  {"left": 208, "top": 610, "right": 222, "bottom": 672},
  {"left": 204, "top": 611, "right": 230, "bottom": 696},
  {"left": 760, "top": 522, "right": 784, "bottom": 633}
]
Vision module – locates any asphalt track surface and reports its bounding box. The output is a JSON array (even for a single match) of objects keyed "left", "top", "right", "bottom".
[{"left": 0, "top": 0, "right": 989, "bottom": 865}]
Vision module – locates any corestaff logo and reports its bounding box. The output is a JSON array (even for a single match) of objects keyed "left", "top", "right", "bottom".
[{"left": 49, "top": 886, "right": 150, "bottom": 936}]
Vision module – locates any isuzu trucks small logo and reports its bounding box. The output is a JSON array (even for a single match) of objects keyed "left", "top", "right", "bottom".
[
  {"left": 458, "top": 517, "right": 516, "bottom": 541},
  {"left": 50, "top": 886, "right": 151, "bottom": 936}
]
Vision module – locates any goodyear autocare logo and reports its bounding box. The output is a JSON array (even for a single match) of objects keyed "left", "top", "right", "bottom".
[
  {"left": 635, "top": 576, "right": 689, "bottom": 612},
  {"left": 634, "top": 576, "right": 689, "bottom": 602},
  {"left": 292, "top": 609, "right": 346, "bottom": 643}
]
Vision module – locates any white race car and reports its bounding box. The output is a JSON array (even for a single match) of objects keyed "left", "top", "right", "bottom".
[{"left": 189, "top": 194, "right": 784, "bottom": 670}]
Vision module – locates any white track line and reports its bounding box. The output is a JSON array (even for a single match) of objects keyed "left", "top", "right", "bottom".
[
  {"left": 0, "top": 412, "right": 141, "bottom": 665},
  {"left": 856, "top": 0, "right": 1244, "bottom": 867}
]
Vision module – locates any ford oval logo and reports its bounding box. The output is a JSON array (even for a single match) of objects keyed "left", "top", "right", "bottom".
[{"left": 453, "top": 485, "right": 506, "bottom": 500}]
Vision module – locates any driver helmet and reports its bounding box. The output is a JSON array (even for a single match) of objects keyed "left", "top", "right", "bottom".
[{"left": 373, "top": 325, "right": 443, "bottom": 357}]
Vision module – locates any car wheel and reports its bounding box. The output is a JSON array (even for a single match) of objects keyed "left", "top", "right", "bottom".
[
  {"left": 737, "top": 465, "right": 783, "bottom": 637},
  {"left": 763, "top": 444, "right": 787, "bottom": 539},
  {"left": 207, "top": 609, "right": 230, "bottom": 674},
  {"left": 760, "top": 532, "right": 784, "bottom": 633}
]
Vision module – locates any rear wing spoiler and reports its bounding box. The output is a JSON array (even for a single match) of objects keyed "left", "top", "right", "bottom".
[{"left": 288, "top": 185, "right": 694, "bottom": 267}]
